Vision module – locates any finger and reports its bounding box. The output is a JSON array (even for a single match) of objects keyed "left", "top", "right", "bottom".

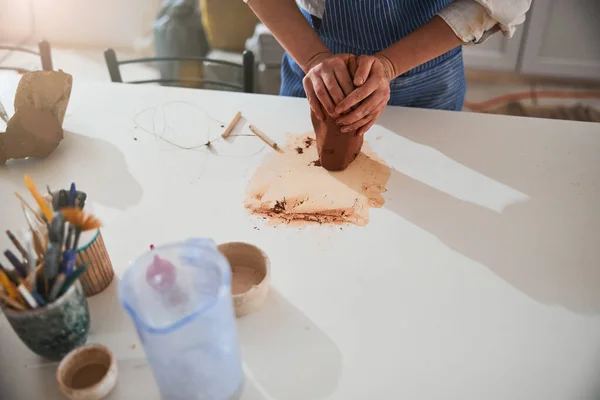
[
  {"left": 353, "top": 56, "right": 375, "bottom": 86},
  {"left": 335, "top": 77, "right": 380, "bottom": 114},
  {"left": 304, "top": 80, "right": 324, "bottom": 121},
  {"left": 333, "top": 63, "right": 355, "bottom": 98},
  {"left": 321, "top": 71, "right": 346, "bottom": 106},
  {"left": 336, "top": 93, "right": 381, "bottom": 126},
  {"left": 340, "top": 115, "right": 373, "bottom": 133},
  {"left": 312, "top": 76, "right": 337, "bottom": 117},
  {"left": 357, "top": 119, "right": 377, "bottom": 136},
  {"left": 357, "top": 100, "right": 387, "bottom": 136}
]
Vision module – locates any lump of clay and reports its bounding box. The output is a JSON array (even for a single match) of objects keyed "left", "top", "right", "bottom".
[
  {"left": 14, "top": 70, "right": 72, "bottom": 125},
  {"left": 0, "top": 70, "right": 72, "bottom": 165},
  {"left": 0, "top": 106, "right": 63, "bottom": 164},
  {"left": 311, "top": 57, "right": 362, "bottom": 171},
  {"left": 311, "top": 111, "right": 364, "bottom": 172}
]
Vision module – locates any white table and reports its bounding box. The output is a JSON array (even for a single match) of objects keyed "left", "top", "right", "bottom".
[{"left": 1, "top": 77, "right": 600, "bottom": 400}]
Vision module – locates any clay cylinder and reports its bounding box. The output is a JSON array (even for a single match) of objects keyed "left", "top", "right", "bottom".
[
  {"left": 311, "top": 56, "right": 362, "bottom": 171},
  {"left": 311, "top": 112, "right": 363, "bottom": 171}
]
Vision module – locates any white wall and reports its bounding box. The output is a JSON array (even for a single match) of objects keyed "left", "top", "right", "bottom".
[{"left": 0, "top": 0, "right": 161, "bottom": 48}]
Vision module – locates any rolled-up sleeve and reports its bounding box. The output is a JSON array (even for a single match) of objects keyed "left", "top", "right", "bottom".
[{"left": 437, "top": 0, "right": 532, "bottom": 44}]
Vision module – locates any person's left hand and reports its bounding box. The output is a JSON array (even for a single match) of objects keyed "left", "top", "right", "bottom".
[{"left": 334, "top": 54, "right": 395, "bottom": 136}]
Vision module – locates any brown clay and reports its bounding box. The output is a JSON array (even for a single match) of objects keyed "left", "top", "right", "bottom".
[
  {"left": 311, "top": 56, "right": 362, "bottom": 171},
  {"left": 311, "top": 112, "right": 364, "bottom": 171},
  {"left": 0, "top": 70, "right": 72, "bottom": 165},
  {"left": 0, "top": 106, "right": 63, "bottom": 164}
]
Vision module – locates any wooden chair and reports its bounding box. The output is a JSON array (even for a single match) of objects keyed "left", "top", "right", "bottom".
[
  {"left": 0, "top": 40, "right": 53, "bottom": 72},
  {"left": 104, "top": 49, "right": 255, "bottom": 93}
]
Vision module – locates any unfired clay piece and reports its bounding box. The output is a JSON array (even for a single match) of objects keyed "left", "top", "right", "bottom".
[
  {"left": 311, "top": 56, "right": 362, "bottom": 171},
  {"left": 0, "top": 70, "right": 72, "bottom": 165},
  {"left": 218, "top": 242, "right": 270, "bottom": 318},
  {"left": 311, "top": 112, "right": 364, "bottom": 171},
  {"left": 56, "top": 344, "right": 117, "bottom": 400}
]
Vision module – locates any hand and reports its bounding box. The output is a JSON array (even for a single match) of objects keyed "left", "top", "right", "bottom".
[
  {"left": 334, "top": 54, "right": 394, "bottom": 136},
  {"left": 302, "top": 53, "right": 356, "bottom": 121}
]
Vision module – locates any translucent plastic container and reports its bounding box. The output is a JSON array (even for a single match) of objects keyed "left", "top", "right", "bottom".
[{"left": 120, "top": 238, "right": 243, "bottom": 400}]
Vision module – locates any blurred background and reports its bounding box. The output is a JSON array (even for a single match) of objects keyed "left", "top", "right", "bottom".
[{"left": 0, "top": 0, "right": 599, "bottom": 121}]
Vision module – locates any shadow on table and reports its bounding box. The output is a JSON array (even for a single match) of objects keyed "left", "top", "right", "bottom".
[
  {"left": 87, "top": 278, "right": 133, "bottom": 335},
  {"left": 238, "top": 289, "right": 342, "bottom": 400},
  {"left": 0, "top": 131, "right": 142, "bottom": 210},
  {"left": 335, "top": 117, "right": 600, "bottom": 314}
]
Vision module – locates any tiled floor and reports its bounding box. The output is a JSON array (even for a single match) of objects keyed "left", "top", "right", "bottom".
[{"left": 1, "top": 45, "right": 599, "bottom": 117}]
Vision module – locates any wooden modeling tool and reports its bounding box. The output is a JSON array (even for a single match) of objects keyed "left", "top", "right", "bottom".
[
  {"left": 221, "top": 112, "right": 242, "bottom": 139},
  {"left": 249, "top": 124, "right": 281, "bottom": 152}
]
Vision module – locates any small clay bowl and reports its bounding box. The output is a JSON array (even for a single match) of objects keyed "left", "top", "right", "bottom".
[
  {"left": 218, "top": 242, "right": 270, "bottom": 318},
  {"left": 56, "top": 344, "right": 118, "bottom": 400}
]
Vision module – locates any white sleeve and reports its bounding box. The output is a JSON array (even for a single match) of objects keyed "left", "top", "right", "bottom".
[{"left": 437, "top": 0, "right": 532, "bottom": 44}]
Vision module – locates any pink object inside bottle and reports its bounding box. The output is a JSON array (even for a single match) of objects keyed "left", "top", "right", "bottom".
[{"left": 146, "top": 254, "right": 177, "bottom": 293}]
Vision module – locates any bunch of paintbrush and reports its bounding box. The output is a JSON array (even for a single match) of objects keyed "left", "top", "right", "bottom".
[{"left": 0, "top": 175, "right": 102, "bottom": 311}]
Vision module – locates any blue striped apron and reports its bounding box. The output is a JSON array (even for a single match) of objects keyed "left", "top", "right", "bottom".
[{"left": 281, "top": 0, "right": 466, "bottom": 110}]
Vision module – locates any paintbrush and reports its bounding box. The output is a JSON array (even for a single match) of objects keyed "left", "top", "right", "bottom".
[
  {"left": 60, "top": 208, "right": 102, "bottom": 250},
  {"left": 48, "top": 250, "right": 76, "bottom": 302},
  {"left": 23, "top": 231, "right": 37, "bottom": 293},
  {"left": 1, "top": 261, "right": 44, "bottom": 307},
  {"left": 65, "top": 183, "right": 77, "bottom": 249},
  {"left": 23, "top": 175, "right": 53, "bottom": 223},
  {"left": 44, "top": 212, "right": 66, "bottom": 283},
  {"left": 0, "top": 288, "right": 26, "bottom": 311},
  {"left": 0, "top": 266, "right": 20, "bottom": 301},
  {"left": 6, "top": 230, "right": 28, "bottom": 261},
  {"left": 4, "top": 250, "right": 27, "bottom": 279},
  {"left": 58, "top": 263, "right": 88, "bottom": 298}
]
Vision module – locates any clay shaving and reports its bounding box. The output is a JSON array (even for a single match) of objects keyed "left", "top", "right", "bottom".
[{"left": 245, "top": 133, "right": 390, "bottom": 226}]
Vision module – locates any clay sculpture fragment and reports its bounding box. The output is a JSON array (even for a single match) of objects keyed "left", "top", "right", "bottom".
[{"left": 0, "top": 70, "right": 73, "bottom": 165}]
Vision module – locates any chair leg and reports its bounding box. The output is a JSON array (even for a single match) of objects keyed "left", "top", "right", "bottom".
[
  {"left": 38, "top": 40, "right": 53, "bottom": 71},
  {"left": 242, "top": 50, "right": 255, "bottom": 94},
  {"left": 104, "top": 48, "right": 123, "bottom": 83}
]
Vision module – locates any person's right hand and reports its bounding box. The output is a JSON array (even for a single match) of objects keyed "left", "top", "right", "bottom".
[{"left": 302, "top": 53, "right": 356, "bottom": 121}]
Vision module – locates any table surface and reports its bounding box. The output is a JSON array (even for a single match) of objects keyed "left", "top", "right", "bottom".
[{"left": 1, "top": 76, "right": 600, "bottom": 400}]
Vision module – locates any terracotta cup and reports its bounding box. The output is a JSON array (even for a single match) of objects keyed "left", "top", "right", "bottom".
[
  {"left": 218, "top": 242, "right": 270, "bottom": 318},
  {"left": 57, "top": 344, "right": 118, "bottom": 400},
  {"left": 2, "top": 282, "right": 90, "bottom": 361}
]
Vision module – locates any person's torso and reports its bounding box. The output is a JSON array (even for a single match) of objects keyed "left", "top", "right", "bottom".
[
  {"left": 299, "top": 0, "right": 454, "bottom": 53},
  {"left": 296, "top": 0, "right": 460, "bottom": 76}
]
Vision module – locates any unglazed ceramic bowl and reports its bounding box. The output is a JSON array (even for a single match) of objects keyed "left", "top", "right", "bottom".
[
  {"left": 56, "top": 344, "right": 117, "bottom": 400},
  {"left": 218, "top": 242, "right": 270, "bottom": 317}
]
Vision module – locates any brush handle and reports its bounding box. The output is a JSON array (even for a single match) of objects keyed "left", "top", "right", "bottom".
[
  {"left": 4, "top": 250, "right": 27, "bottom": 278},
  {"left": 58, "top": 264, "right": 88, "bottom": 298}
]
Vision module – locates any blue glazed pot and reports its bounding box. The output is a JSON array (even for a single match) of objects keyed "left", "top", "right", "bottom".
[{"left": 2, "top": 282, "right": 90, "bottom": 361}]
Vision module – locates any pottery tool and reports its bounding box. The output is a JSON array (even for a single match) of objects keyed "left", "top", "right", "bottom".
[
  {"left": 0, "top": 267, "right": 20, "bottom": 301},
  {"left": 6, "top": 230, "right": 28, "bottom": 261},
  {"left": 17, "top": 284, "right": 38, "bottom": 309},
  {"left": 249, "top": 124, "right": 280, "bottom": 151},
  {"left": 4, "top": 250, "right": 27, "bottom": 278},
  {"left": 2, "top": 260, "right": 46, "bottom": 307},
  {"left": 0, "top": 99, "right": 7, "bottom": 123},
  {"left": 24, "top": 175, "right": 53, "bottom": 223},
  {"left": 221, "top": 112, "right": 242, "bottom": 139},
  {"left": 58, "top": 263, "right": 89, "bottom": 297},
  {"left": 23, "top": 231, "right": 37, "bottom": 291},
  {"left": 0, "top": 288, "right": 26, "bottom": 311},
  {"left": 48, "top": 249, "right": 76, "bottom": 301},
  {"left": 64, "top": 183, "right": 77, "bottom": 249},
  {"left": 60, "top": 208, "right": 102, "bottom": 250}
]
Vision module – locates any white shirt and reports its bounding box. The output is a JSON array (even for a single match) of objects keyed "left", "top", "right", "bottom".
[{"left": 295, "top": 0, "right": 532, "bottom": 44}]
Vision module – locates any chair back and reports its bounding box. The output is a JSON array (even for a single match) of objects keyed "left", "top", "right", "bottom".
[
  {"left": 104, "top": 49, "right": 255, "bottom": 93},
  {"left": 0, "top": 40, "right": 53, "bottom": 72}
]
